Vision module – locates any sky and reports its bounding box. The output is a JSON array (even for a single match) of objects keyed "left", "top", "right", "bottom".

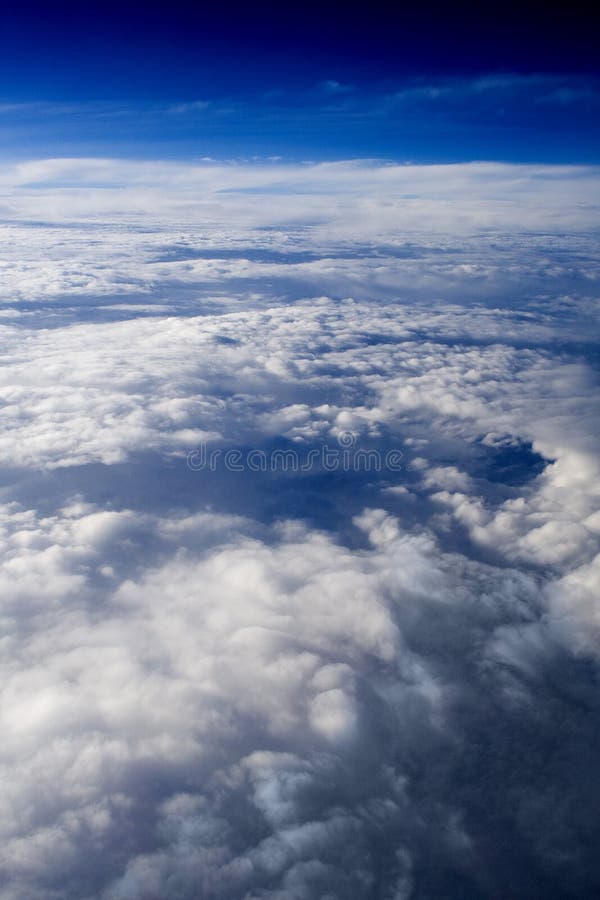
[
  {"left": 1, "top": 4, "right": 600, "bottom": 900},
  {"left": 1, "top": 1, "right": 599, "bottom": 161}
]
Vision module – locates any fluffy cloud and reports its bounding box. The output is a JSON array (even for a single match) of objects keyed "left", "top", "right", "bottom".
[
  {"left": 2, "top": 499, "right": 597, "bottom": 899},
  {"left": 0, "top": 300, "right": 597, "bottom": 472},
  {"left": 0, "top": 159, "right": 599, "bottom": 897}
]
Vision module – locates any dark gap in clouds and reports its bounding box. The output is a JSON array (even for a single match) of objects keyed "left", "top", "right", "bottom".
[
  {"left": 0, "top": 218, "right": 158, "bottom": 233},
  {"left": 150, "top": 242, "right": 455, "bottom": 264},
  {"left": 0, "top": 441, "right": 549, "bottom": 572},
  {"left": 402, "top": 643, "right": 600, "bottom": 898},
  {"left": 471, "top": 437, "right": 549, "bottom": 487}
]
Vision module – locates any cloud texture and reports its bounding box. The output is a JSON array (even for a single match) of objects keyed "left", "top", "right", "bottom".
[{"left": 0, "top": 159, "right": 598, "bottom": 898}]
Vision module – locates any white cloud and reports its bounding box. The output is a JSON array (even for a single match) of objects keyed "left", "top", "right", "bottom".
[
  {"left": 0, "top": 158, "right": 598, "bottom": 897},
  {"left": 0, "top": 159, "right": 598, "bottom": 233},
  {"left": 0, "top": 497, "right": 556, "bottom": 898}
]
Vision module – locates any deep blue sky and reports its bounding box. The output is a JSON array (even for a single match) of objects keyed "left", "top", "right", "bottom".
[{"left": 1, "top": 0, "right": 599, "bottom": 161}]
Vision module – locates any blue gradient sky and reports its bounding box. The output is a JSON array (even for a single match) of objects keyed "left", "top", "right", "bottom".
[{"left": 1, "top": 0, "right": 599, "bottom": 162}]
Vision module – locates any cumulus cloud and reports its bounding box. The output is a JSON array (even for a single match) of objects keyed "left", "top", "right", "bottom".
[
  {"left": 0, "top": 158, "right": 599, "bottom": 897},
  {"left": 1, "top": 493, "right": 599, "bottom": 898},
  {"left": 0, "top": 298, "right": 597, "bottom": 477}
]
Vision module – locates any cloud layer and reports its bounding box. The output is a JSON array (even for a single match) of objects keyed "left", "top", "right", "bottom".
[{"left": 0, "top": 159, "right": 598, "bottom": 898}]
